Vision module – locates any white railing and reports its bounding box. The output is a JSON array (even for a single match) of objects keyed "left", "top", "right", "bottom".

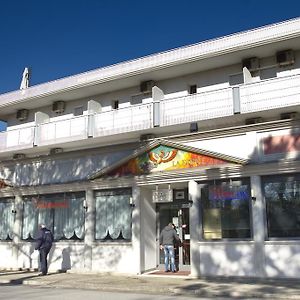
[
  {"left": 93, "top": 103, "right": 153, "bottom": 137},
  {"left": 240, "top": 74, "right": 300, "bottom": 113},
  {"left": 0, "top": 126, "right": 35, "bottom": 152},
  {"left": 38, "top": 115, "right": 89, "bottom": 146},
  {"left": 160, "top": 88, "right": 233, "bottom": 126}
]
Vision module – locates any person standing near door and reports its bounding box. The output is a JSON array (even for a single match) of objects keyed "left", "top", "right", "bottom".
[
  {"left": 35, "top": 224, "right": 54, "bottom": 276},
  {"left": 159, "top": 222, "right": 181, "bottom": 272}
]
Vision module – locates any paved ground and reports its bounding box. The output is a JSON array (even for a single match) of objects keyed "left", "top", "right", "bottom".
[{"left": 1, "top": 269, "right": 300, "bottom": 299}]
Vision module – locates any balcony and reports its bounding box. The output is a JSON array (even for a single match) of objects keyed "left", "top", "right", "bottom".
[
  {"left": 1, "top": 73, "right": 300, "bottom": 155},
  {"left": 240, "top": 74, "right": 300, "bottom": 113},
  {"left": 37, "top": 115, "right": 89, "bottom": 146},
  {"left": 160, "top": 88, "right": 234, "bottom": 126},
  {"left": 92, "top": 103, "right": 153, "bottom": 137},
  {"left": 0, "top": 126, "right": 35, "bottom": 152}
]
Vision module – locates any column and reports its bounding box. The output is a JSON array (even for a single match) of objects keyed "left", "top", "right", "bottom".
[
  {"left": 84, "top": 188, "right": 95, "bottom": 271},
  {"left": 188, "top": 180, "right": 201, "bottom": 277},
  {"left": 251, "top": 175, "right": 266, "bottom": 278}
]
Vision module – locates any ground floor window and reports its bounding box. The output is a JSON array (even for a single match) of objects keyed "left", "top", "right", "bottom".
[
  {"left": 22, "top": 192, "right": 85, "bottom": 240},
  {"left": 201, "top": 178, "right": 251, "bottom": 240},
  {"left": 95, "top": 188, "right": 132, "bottom": 241},
  {"left": 263, "top": 174, "right": 300, "bottom": 238},
  {"left": 0, "top": 198, "right": 14, "bottom": 240}
]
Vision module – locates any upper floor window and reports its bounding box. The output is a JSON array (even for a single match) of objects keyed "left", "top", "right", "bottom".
[
  {"left": 189, "top": 85, "right": 197, "bottom": 94},
  {"left": 22, "top": 192, "right": 85, "bottom": 241},
  {"left": 95, "top": 188, "right": 132, "bottom": 241},
  {"left": 0, "top": 198, "right": 14, "bottom": 241},
  {"left": 112, "top": 100, "right": 119, "bottom": 110},
  {"left": 201, "top": 178, "right": 252, "bottom": 240},
  {"left": 263, "top": 174, "right": 300, "bottom": 238}
]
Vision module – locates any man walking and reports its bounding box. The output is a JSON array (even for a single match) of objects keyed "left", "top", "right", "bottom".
[
  {"left": 159, "top": 222, "right": 181, "bottom": 272},
  {"left": 35, "top": 224, "right": 54, "bottom": 276}
]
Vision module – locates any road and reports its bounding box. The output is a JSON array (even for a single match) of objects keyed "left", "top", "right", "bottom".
[{"left": 0, "top": 285, "right": 263, "bottom": 300}]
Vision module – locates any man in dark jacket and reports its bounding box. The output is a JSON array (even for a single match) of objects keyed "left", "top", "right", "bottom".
[
  {"left": 35, "top": 224, "right": 54, "bottom": 276},
  {"left": 159, "top": 222, "right": 181, "bottom": 272}
]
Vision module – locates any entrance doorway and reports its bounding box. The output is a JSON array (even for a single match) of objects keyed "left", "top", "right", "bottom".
[{"left": 158, "top": 202, "right": 190, "bottom": 271}]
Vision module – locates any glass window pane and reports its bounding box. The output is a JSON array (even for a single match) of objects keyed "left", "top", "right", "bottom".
[
  {"left": 22, "top": 192, "right": 85, "bottom": 240},
  {"left": 95, "top": 188, "right": 132, "bottom": 241},
  {"left": 263, "top": 175, "right": 300, "bottom": 238},
  {"left": 201, "top": 179, "right": 251, "bottom": 239},
  {"left": 0, "top": 198, "right": 14, "bottom": 240}
]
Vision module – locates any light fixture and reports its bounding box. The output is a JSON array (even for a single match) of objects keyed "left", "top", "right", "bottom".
[
  {"left": 11, "top": 203, "right": 17, "bottom": 214},
  {"left": 251, "top": 188, "right": 256, "bottom": 201},
  {"left": 129, "top": 197, "right": 135, "bottom": 207},
  {"left": 83, "top": 200, "right": 88, "bottom": 212}
]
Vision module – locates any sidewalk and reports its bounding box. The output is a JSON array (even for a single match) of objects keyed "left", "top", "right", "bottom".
[{"left": 1, "top": 269, "right": 300, "bottom": 299}]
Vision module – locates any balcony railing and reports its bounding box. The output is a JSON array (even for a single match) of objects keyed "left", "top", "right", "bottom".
[
  {"left": 93, "top": 103, "right": 153, "bottom": 137},
  {"left": 2, "top": 73, "right": 300, "bottom": 154},
  {"left": 160, "top": 87, "right": 234, "bottom": 126},
  {"left": 37, "top": 115, "right": 89, "bottom": 146},
  {"left": 0, "top": 126, "right": 35, "bottom": 152},
  {"left": 240, "top": 74, "right": 300, "bottom": 113}
]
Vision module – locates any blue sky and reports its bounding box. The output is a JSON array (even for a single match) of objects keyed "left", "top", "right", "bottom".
[{"left": 0, "top": 0, "right": 299, "bottom": 95}]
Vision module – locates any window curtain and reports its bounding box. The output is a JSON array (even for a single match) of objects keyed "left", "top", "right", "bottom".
[
  {"left": 22, "top": 192, "right": 85, "bottom": 240},
  {"left": 0, "top": 200, "right": 14, "bottom": 240},
  {"left": 95, "top": 189, "right": 132, "bottom": 240},
  {"left": 54, "top": 193, "right": 85, "bottom": 240}
]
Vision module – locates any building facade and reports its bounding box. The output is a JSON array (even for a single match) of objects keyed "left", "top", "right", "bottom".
[{"left": 1, "top": 18, "right": 300, "bottom": 278}]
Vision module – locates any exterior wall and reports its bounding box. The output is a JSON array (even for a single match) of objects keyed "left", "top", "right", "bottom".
[
  {"left": 140, "top": 187, "right": 157, "bottom": 272},
  {"left": 198, "top": 242, "right": 256, "bottom": 277}
]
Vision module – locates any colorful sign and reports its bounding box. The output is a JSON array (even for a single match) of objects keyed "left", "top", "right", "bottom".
[{"left": 108, "top": 145, "right": 228, "bottom": 176}]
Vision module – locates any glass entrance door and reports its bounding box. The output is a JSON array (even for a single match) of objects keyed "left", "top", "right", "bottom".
[{"left": 158, "top": 204, "right": 190, "bottom": 271}]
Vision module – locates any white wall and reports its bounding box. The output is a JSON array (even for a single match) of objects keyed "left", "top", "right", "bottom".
[{"left": 140, "top": 188, "right": 157, "bottom": 272}]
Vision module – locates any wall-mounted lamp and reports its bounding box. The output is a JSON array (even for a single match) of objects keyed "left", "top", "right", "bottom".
[
  {"left": 251, "top": 188, "right": 256, "bottom": 201},
  {"left": 83, "top": 200, "right": 88, "bottom": 212},
  {"left": 129, "top": 197, "right": 135, "bottom": 208},
  {"left": 11, "top": 203, "right": 17, "bottom": 214}
]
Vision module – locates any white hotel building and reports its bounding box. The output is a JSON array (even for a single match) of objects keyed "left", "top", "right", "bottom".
[{"left": 1, "top": 18, "right": 300, "bottom": 278}]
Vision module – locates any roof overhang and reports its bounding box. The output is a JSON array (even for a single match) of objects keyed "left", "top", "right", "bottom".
[{"left": 1, "top": 18, "right": 300, "bottom": 118}]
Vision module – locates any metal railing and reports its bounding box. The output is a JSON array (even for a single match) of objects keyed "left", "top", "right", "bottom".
[
  {"left": 160, "top": 87, "right": 233, "bottom": 126},
  {"left": 240, "top": 74, "right": 300, "bottom": 113},
  {"left": 0, "top": 126, "right": 35, "bottom": 152},
  {"left": 93, "top": 103, "right": 153, "bottom": 137},
  {"left": 37, "top": 115, "right": 89, "bottom": 146}
]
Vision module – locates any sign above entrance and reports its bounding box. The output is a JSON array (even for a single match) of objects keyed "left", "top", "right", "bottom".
[
  {"left": 89, "top": 139, "right": 248, "bottom": 179},
  {"left": 152, "top": 189, "right": 173, "bottom": 203},
  {"left": 107, "top": 145, "right": 230, "bottom": 177}
]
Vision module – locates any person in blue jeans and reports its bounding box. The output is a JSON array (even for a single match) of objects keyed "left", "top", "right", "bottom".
[{"left": 159, "top": 223, "right": 181, "bottom": 272}]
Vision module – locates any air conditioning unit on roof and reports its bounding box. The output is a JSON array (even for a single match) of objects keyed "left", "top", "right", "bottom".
[
  {"left": 276, "top": 50, "right": 295, "bottom": 67},
  {"left": 16, "top": 109, "right": 29, "bottom": 121},
  {"left": 52, "top": 101, "right": 65, "bottom": 113},
  {"left": 242, "top": 57, "right": 260, "bottom": 71},
  {"left": 140, "top": 80, "right": 155, "bottom": 93}
]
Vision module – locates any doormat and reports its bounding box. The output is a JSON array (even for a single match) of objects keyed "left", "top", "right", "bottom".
[{"left": 146, "top": 270, "right": 190, "bottom": 276}]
